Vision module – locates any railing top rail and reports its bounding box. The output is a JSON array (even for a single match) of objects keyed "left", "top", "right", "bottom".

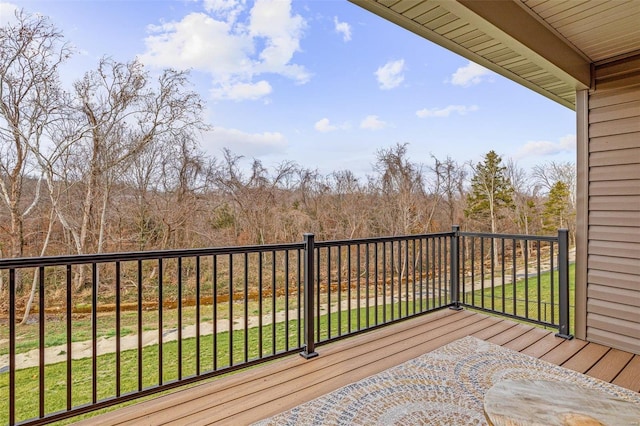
[
  {"left": 0, "top": 242, "right": 305, "bottom": 269},
  {"left": 0, "top": 230, "right": 562, "bottom": 269},
  {"left": 315, "top": 231, "right": 455, "bottom": 248},
  {"left": 459, "top": 231, "right": 558, "bottom": 242}
]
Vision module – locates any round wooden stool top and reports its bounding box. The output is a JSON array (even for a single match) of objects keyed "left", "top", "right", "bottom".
[{"left": 483, "top": 379, "right": 640, "bottom": 426}]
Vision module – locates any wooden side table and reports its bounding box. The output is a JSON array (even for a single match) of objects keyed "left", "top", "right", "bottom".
[{"left": 483, "top": 379, "right": 640, "bottom": 426}]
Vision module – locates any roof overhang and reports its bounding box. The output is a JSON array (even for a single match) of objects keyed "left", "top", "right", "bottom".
[{"left": 349, "top": 0, "right": 640, "bottom": 110}]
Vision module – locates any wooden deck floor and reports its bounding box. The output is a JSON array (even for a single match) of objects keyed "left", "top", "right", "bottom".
[{"left": 79, "top": 309, "right": 640, "bottom": 425}]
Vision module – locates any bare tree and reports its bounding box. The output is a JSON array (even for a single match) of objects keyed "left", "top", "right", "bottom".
[
  {"left": 214, "top": 149, "right": 298, "bottom": 245},
  {"left": 0, "top": 10, "right": 70, "bottom": 261},
  {"left": 427, "top": 155, "right": 467, "bottom": 229},
  {"left": 373, "top": 143, "right": 427, "bottom": 235},
  {"left": 506, "top": 159, "right": 540, "bottom": 236},
  {"left": 532, "top": 161, "right": 576, "bottom": 242},
  {"left": 49, "top": 58, "right": 208, "bottom": 261}
]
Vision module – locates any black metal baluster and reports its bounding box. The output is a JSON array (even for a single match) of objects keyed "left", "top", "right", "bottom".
[
  {"left": 258, "top": 252, "right": 263, "bottom": 358},
  {"left": 327, "top": 246, "right": 331, "bottom": 338},
  {"left": 357, "top": 244, "right": 361, "bottom": 329},
  {"left": 480, "top": 238, "right": 485, "bottom": 309},
  {"left": 115, "top": 262, "right": 121, "bottom": 396},
  {"left": 337, "top": 246, "right": 342, "bottom": 336},
  {"left": 524, "top": 240, "right": 529, "bottom": 319},
  {"left": 537, "top": 240, "right": 542, "bottom": 323},
  {"left": 412, "top": 239, "right": 416, "bottom": 315},
  {"left": 396, "top": 241, "right": 401, "bottom": 318},
  {"left": 405, "top": 239, "right": 409, "bottom": 316},
  {"left": 348, "top": 245, "right": 352, "bottom": 330},
  {"left": 271, "top": 250, "right": 276, "bottom": 354},
  {"left": 390, "top": 241, "right": 394, "bottom": 321},
  {"left": 491, "top": 237, "right": 495, "bottom": 311},
  {"left": 196, "top": 256, "right": 201, "bottom": 376},
  {"left": 382, "top": 242, "right": 386, "bottom": 322},
  {"left": 229, "top": 254, "right": 233, "bottom": 367},
  {"left": 444, "top": 237, "right": 448, "bottom": 306},
  {"left": 419, "top": 239, "right": 424, "bottom": 311},
  {"left": 213, "top": 255, "right": 217, "bottom": 370},
  {"left": 297, "top": 248, "right": 302, "bottom": 348},
  {"left": 158, "top": 259, "right": 163, "bottom": 385},
  {"left": 461, "top": 236, "right": 466, "bottom": 306},
  {"left": 92, "top": 263, "right": 98, "bottom": 403},
  {"left": 285, "top": 250, "right": 290, "bottom": 351},
  {"left": 316, "top": 248, "right": 321, "bottom": 342},
  {"left": 67, "top": 265, "right": 73, "bottom": 408},
  {"left": 178, "top": 257, "right": 183, "bottom": 380},
  {"left": 374, "top": 243, "right": 379, "bottom": 324},
  {"left": 438, "top": 238, "right": 443, "bottom": 307},
  {"left": 9, "top": 268, "right": 15, "bottom": 425},
  {"left": 244, "top": 253, "right": 249, "bottom": 363},
  {"left": 470, "top": 237, "right": 475, "bottom": 307},
  {"left": 512, "top": 239, "right": 517, "bottom": 317},
  {"left": 501, "top": 239, "right": 506, "bottom": 314},
  {"left": 39, "top": 266, "right": 45, "bottom": 418},
  {"left": 550, "top": 242, "right": 555, "bottom": 326},
  {"left": 366, "top": 243, "right": 370, "bottom": 327},
  {"left": 431, "top": 238, "right": 436, "bottom": 309},
  {"left": 137, "top": 261, "right": 142, "bottom": 391}
]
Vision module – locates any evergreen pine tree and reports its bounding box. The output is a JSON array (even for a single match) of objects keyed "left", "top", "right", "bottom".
[
  {"left": 465, "top": 150, "right": 514, "bottom": 233},
  {"left": 542, "top": 180, "right": 572, "bottom": 233}
]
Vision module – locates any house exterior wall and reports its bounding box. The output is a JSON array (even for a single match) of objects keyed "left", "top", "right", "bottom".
[{"left": 584, "top": 55, "right": 640, "bottom": 354}]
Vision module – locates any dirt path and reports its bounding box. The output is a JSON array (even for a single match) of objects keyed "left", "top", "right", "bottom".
[{"left": 0, "top": 296, "right": 382, "bottom": 372}]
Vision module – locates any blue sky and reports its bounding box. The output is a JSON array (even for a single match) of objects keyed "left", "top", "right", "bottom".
[{"left": 1, "top": 0, "right": 576, "bottom": 177}]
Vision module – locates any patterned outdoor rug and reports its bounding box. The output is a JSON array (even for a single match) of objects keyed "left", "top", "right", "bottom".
[{"left": 254, "top": 336, "right": 640, "bottom": 425}]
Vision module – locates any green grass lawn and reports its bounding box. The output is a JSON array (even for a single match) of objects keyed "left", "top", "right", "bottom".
[{"left": 462, "top": 263, "right": 576, "bottom": 330}]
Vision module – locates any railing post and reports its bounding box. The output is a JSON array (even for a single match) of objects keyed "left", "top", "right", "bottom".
[
  {"left": 556, "top": 229, "right": 573, "bottom": 339},
  {"left": 450, "top": 225, "right": 463, "bottom": 310},
  {"left": 300, "top": 233, "right": 318, "bottom": 359}
]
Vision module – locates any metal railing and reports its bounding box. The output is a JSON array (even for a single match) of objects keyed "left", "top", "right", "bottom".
[
  {"left": 0, "top": 228, "right": 571, "bottom": 425},
  {"left": 454, "top": 227, "right": 572, "bottom": 338}
]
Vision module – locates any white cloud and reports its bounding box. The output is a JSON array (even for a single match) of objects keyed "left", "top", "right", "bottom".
[
  {"left": 416, "top": 104, "right": 479, "bottom": 118},
  {"left": 375, "top": 59, "right": 405, "bottom": 90},
  {"left": 314, "top": 117, "right": 350, "bottom": 132},
  {"left": 140, "top": 0, "right": 309, "bottom": 101},
  {"left": 315, "top": 118, "right": 337, "bottom": 133},
  {"left": 360, "top": 115, "right": 387, "bottom": 130},
  {"left": 211, "top": 80, "right": 272, "bottom": 101},
  {"left": 0, "top": 2, "right": 18, "bottom": 24},
  {"left": 202, "top": 126, "right": 287, "bottom": 157},
  {"left": 333, "top": 16, "right": 351, "bottom": 42},
  {"left": 515, "top": 134, "right": 576, "bottom": 159},
  {"left": 450, "top": 61, "right": 493, "bottom": 87}
]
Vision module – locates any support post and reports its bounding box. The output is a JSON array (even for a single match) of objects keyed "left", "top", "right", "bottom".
[
  {"left": 300, "top": 233, "right": 318, "bottom": 359},
  {"left": 450, "top": 225, "right": 463, "bottom": 310},
  {"left": 556, "top": 229, "right": 573, "bottom": 339}
]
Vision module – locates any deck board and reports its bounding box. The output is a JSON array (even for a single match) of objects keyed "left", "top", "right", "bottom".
[
  {"left": 613, "top": 355, "right": 640, "bottom": 392},
  {"left": 562, "top": 342, "right": 610, "bottom": 373},
  {"left": 502, "top": 327, "right": 550, "bottom": 352},
  {"left": 539, "top": 337, "right": 589, "bottom": 365},
  {"left": 587, "top": 349, "right": 635, "bottom": 383},
  {"left": 520, "top": 331, "right": 565, "bottom": 358},
  {"left": 76, "top": 309, "right": 640, "bottom": 425}
]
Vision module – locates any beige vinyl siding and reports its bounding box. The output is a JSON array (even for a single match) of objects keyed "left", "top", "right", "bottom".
[{"left": 586, "top": 55, "right": 640, "bottom": 354}]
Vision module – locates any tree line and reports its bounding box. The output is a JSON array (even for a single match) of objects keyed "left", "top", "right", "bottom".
[{"left": 1, "top": 10, "right": 576, "bottom": 263}]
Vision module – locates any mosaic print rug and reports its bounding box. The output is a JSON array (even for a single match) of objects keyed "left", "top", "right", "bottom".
[{"left": 254, "top": 336, "right": 640, "bottom": 425}]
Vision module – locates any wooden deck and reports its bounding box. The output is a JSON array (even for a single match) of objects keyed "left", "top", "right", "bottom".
[{"left": 79, "top": 309, "right": 640, "bottom": 425}]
